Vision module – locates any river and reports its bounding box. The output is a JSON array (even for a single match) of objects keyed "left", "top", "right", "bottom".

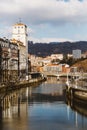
[{"left": 0, "top": 77, "right": 87, "bottom": 130}]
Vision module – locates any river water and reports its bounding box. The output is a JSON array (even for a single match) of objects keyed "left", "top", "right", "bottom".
[{"left": 1, "top": 77, "right": 87, "bottom": 130}]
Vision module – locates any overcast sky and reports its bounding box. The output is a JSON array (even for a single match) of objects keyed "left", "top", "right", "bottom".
[{"left": 0, "top": 0, "right": 87, "bottom": 43}]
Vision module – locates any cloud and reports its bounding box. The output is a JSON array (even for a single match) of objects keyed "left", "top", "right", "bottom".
[
  {"left": 0, "top": 0, "right": 87, "bottom": 25},
  {"left": 0, "top": 0, "right": 87, "bottom": 42},
  {"left": 0, "top": 25, "right": 11, "bottom": 39},
  {"left": 29, "top": 36, "right": 72, "bottom": 43}
]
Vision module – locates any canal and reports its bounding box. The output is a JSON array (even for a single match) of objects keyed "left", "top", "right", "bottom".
[{"left": 0, "top": 77, "right": 87, "bottom": 130}]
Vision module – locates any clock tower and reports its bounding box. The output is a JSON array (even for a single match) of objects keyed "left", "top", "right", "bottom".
[
  {"left": 12, "top": 21, "right": 29, "bottom": 76},
  {"left": 12, "top": 22, "right": 28, "bottom": 46}
]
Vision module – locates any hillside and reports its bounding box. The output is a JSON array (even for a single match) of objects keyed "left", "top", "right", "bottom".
[
  {"left": 28, "top": 41, "right": 87, "bottom": 57},
  {"left": 72, "top": 59, "right": 87, "bottom": 72}
]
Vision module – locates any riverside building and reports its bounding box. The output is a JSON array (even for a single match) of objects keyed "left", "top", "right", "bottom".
[
  {"left": 0, "top": 38, "right": 18, "bottom": 83},
  {"left": 0, "top": 22, "right": 30, "bottom": 83},
  {"left": 12, "top": 22, "right": 29, "bottom": 77}
]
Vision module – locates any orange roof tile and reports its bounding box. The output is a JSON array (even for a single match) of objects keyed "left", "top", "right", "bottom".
[
  {"left": 13, "top": 23, "right": 27, "bottom": 27},
  {"left": 10, "top": 39, "right": 25, "bottom": 47}
]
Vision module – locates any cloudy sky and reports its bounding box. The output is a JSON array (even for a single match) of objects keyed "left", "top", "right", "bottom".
[{"left": 0, "top": 0, "right": 87, "bottom": 43}]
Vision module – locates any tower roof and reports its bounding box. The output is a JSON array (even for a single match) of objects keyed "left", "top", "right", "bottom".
[{"left": 13, "top": 22, "right": 27, "bottom": 27}]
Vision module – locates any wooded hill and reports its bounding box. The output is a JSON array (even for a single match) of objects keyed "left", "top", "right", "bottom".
[{"left": 28, "top": 41, "right": 87, "bottom": 57}]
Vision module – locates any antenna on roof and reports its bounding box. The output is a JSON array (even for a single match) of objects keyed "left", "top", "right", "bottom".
[{"left": 19, "top": 18, "right": 22, "bottom": 23}]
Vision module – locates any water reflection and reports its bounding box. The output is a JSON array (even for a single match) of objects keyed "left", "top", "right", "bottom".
[
  {"left": 71, "top": 101, "right": 87, "bottom": 117},
  {"left": 29, "top": 77, "right": 66, "bottom": 103},
  {"left": 0, "top": 77, "right": 87, "bottom": 130}
]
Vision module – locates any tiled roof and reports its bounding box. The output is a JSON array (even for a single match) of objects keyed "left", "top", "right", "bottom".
[
  {"left": 13, "top": 22, "right": 27, "bottom": 27},
  {"left": 10, "top": 39, "right": 25, "bottom": 47}
]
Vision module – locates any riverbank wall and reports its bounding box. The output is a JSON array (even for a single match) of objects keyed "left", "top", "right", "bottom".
[
  {"left": 0, "top": 77, "right": 46, "bottom": 94},
  {"left": 66, "top": 85, "right": 87, "bottom": 106}
]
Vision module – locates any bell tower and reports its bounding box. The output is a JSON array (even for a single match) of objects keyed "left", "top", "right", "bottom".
[
  {"left": 12, "top": 21, "right": 29, "bottom": 76},
  {"left": 12, "top": 21, "right": 28, "bottom": 46}
]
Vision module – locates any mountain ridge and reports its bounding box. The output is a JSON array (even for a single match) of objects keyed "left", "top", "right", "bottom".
[{"left": 28, "top": 41, "right": 87, "bottom": 57}]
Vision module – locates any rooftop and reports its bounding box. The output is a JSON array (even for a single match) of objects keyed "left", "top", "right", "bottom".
[{"left": 13, "top": 22, "right": 27, "bottom": 27}]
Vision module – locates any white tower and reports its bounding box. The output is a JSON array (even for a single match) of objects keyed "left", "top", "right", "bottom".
[
  {"left": 12, "top": 22, "right": 28, "bottom": 46},
  {"left": 12, "top": 22, "right": 29, "bottom": 77}
]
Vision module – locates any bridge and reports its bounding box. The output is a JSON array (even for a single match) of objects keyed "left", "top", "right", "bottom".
[{"left": 43, "top": 71, "right": 87, "bottom": 79}]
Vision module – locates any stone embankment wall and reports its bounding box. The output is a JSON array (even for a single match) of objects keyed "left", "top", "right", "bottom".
[
  {"left": 66, "top": 85, "right": 87, "bottom": 105},
  {"left": 0, "top": 77, "right": 46, "bottom": 94}
]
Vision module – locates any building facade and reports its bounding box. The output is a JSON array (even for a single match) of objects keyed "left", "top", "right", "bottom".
[
  {"left": 72, "top": 49, "right": 81, "bottom": 59},
  {"left": 0, "top": 38, "right": 18, "bottom": 83},
  {"left": 10, "top": 39, "right": 27, "bottom": 72},
  {"left": 12, "top": 23, "right": 28, "bottom": 46},
  {"left": 12, "top": 22, "right": 29, "bottom": 75}
]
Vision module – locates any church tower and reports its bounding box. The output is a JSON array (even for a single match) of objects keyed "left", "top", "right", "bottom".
[
  {"left": 12, "top": 21, "right": 29, "bottom": 76},
  {"left": 12, "top": 22, "right": 28, "bottom": 46}
]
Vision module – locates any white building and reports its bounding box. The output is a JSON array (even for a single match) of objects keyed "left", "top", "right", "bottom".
[
  {"left": 12, "top": 22, "right": 28, "bottom": 46},
  {"left": 51, "top": 54, "right": 63, "bottom": 60},
  {"left": 12, "top": 22, "right": 29, "bottom": 75},
  {"left": 72, "top": 49, "right": 81, "bottom": 59},
  {"left": 43, "top": 64, "right": 62, "bottom": 73}
]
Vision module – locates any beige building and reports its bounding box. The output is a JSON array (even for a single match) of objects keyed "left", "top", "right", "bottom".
[
  {"left": 10, "top": 39, "right": 26, "bottom": 72},
  {"left": 0, "top": 38, "right": 18, "bottom": 82}
]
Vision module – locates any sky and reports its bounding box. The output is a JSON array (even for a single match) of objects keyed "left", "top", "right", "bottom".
[{"left": 0, "top": 0, "right": 87, "bottom": 43}]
